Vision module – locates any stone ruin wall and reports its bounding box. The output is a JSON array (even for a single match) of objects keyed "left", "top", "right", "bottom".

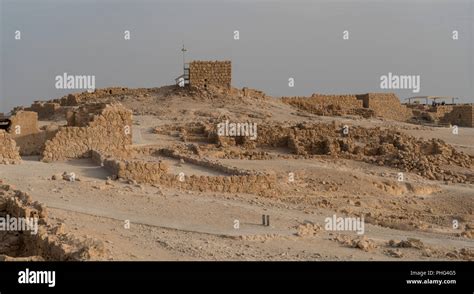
[
  {"left": 241, "top": 87, "right": 268, "bottom": 100},
  {"left": 189, "top": 61, "right": 232, "bottom": 89},
  {"left": 25, "top": 102, "right": 61, "bottom": 120},
  {"left": 92, "top": 144, "right": 257, "bottom": 176},
  {"left": 0, "top": 182, "right": 105, "bottom": 260},
  {"left": 406, "top": 104, "right": 474, "bottom": 127},
  {"left": 431, "top": 105, "right": 455, "bottom": 119},
  {"left": 42, "top": 103, "right": 132, "bottom": 161},
  {"left": 0, "top": 130, "right": 21, "bottom": 164},
  {"left": 22, "top": 87, "right": 144, "bottom": 121},
  {"left": 50, "top": 88, "right": 131, "bottom": 107},
  {"left": 8, "top": 111, "right": 57, "bottom": 156},
  {"left": 356, "top": 93, "right": 413, "bottom": 121},
  {"left": 439, "top": 105, "right": 474, "bottom": 127},
  {"left": 56, "top": 88, "right": 131, "bottom": 107},
  {"left": 91, "top": 149, "right": 169, "bottom": 183},
  {"left": 283, "top": 93, "right": 413, "bottom": 121},
  {"left": 9, "top": 111, "right": 39, "bottom": 136},
  {"left": 157, "top": 120, "right": 471, "bottom": 183},
  {"left": 251, "top": 122, "right": 473, "bottom": 183},
  {"left": 3, "top": 104, "right": 133, "bottom": 159},
  {"left": 158, "top": 148, "right": 254, "bottom": 176},
  {"left": 65, "top": 103, "right": 109, "bottom": 127},
  {"left": 282, "top": 94, "right": 364, "bottom": 116},
  {"left": 91, "top": 149, "right": 278, "bottom": 197},
  {"left": 181, "top": 120, "right": 472, "bottom": 183}
]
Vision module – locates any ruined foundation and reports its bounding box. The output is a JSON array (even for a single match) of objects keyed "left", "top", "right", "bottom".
[{"left": 0, "top": 182, "right": 106, "bottom": 261}]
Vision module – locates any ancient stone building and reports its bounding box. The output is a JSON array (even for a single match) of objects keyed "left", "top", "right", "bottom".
[
  {"left": 42, "top": 103, "right": 133, "bottom": 161},
  {"left": 26, "top": 101, "right": 61, "bottom": 120},
  {"left": 356, "top": 93, "right": 413, "bottom": 121},
  {"left": 9, "top": 111, "right": 39, "bottom": 137},
  {"left": 407, "top": 104, "right": 474, "bottom": 127},
  {"left": 188, "top": 61, "right": 232, "bottom": 89},
  {"left": 7, "top": 111, "right": 55, "bottom": 156},
  {"left": 438, "top": 105, "right": 474, "bottom": 127}
]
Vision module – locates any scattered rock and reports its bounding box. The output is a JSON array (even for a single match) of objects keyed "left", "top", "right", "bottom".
[
  {"left": 335, "top": 235, "right": 377, "bottom": 252},
  {"left": 295, "top": 222, "right": 321, "bottom": 237},
  {"left": 388, "top": 238, "right": 424, "bottom": 249},
  {"left": 51, "top": 174, "right": 62, "bottom": 180},
  {"left": 386, "top": 249, "right": 403, "bottom": 258},
  {"left": 62, "top": 172, "right": 77, "bottom": 182}
]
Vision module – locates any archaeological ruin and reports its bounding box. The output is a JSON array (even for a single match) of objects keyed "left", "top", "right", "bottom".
[
  {"left": 0, "top": 69, "right": 472, "bottom": 263},
  {"left": 407, "top": 103, "right": 474, "bottom": 127},
  {"left": 0, "top": 55, "right": 472, "bottom": 264},
  {"left": 0, "top": 181, "right": 106, "bottom": 261},
  {"left": 282, "top": 93, "right": 413, "bottom": 122},
  {"left": 42, "top": 103, "right": 132, "bottom": 161},
  {"left": 186, "top": 60, "right": 232, "bottom": 90}
]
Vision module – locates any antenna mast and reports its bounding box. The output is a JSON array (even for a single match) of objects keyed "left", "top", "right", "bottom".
[{"left": 181, "top": 44, "right": 187, "bottom": 75}]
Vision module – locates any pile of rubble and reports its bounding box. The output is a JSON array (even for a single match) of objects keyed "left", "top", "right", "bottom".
[
  {"left": 295, "top": 222, "right": 322, "bottom": 237},
  {"left": 334, "top": 235, "right": 377, "bottom": 252},
  {"left": 258, "top": 123, "right": 472, "bottom": 183},
  {"left": 364, "top": 132, "right": 472, "bottom": 183}
]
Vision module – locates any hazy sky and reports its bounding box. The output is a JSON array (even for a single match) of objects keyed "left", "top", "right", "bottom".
[{"left": 1, "top": 0, "right": 473, "bottom": 112}]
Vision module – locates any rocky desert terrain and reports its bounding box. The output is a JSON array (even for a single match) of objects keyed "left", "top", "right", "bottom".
[{"left": 0, "top": 84, "right": 473, "bottom": 261}]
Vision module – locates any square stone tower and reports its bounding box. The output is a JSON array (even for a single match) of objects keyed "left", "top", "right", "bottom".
[{"left": 188, "top": 60, "right": 231, "bottom": 89}]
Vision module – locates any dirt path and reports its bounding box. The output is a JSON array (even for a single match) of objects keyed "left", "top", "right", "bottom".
[{"left": 1, "top": 155, "right": 472, "bottom": 261}]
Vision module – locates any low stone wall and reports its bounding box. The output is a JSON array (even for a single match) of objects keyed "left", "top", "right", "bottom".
[
  {"left": 282, "top": 94, "right": 363, "bottom": 116},
  {"left": 158, "top": 173, "right": 278, "bottom": 196},
  {"left": 112, "top": 159, "right": 169, "bottom": 183},
  {"left": 91, "top": 149, "right": 169, "bottom": 182},
  {"left": 241, "top": 87, "right": 267, "bottom": 100},
  {"left": 91, "top": 149, "right": 278, "bottom": 196},
  {"left": 158, "top": 148, "right": 254, "bottom": 176}
]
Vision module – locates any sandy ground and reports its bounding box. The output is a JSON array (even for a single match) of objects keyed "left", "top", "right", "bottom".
[{"left": 1, "top": 154, "right": 472, "bottom": 261}]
